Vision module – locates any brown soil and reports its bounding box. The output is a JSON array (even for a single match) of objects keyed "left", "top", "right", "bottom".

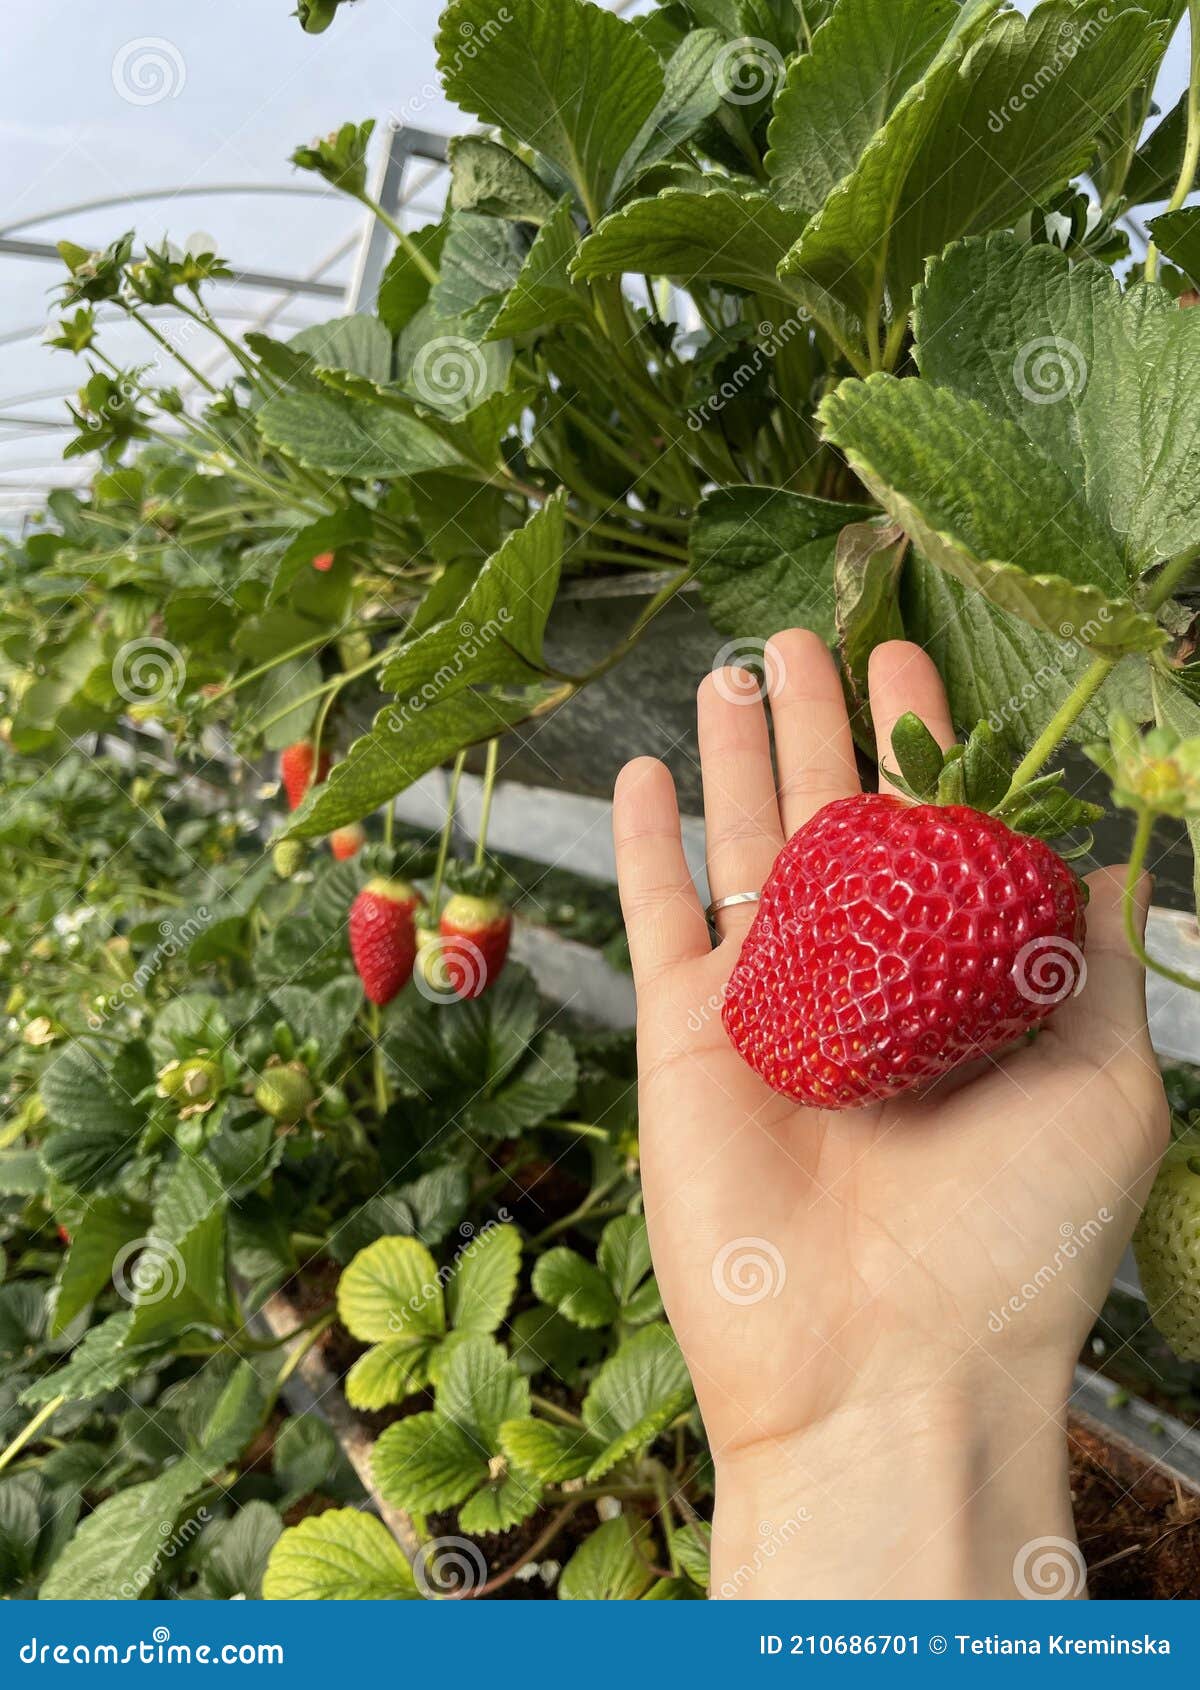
[{"left": 1069, "top": 1415, "right": 1200, "bottom": 1598}]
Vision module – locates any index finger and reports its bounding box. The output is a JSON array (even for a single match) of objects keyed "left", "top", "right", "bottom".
[{"left": 613, "top": 758, "right": 709, "bottom": 987}]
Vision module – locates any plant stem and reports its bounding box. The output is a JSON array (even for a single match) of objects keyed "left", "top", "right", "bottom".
[
  {"left": 253, "top": 647, "right": 382, "bottom": 739},
  {"left": 530, "top": 1393, "right": 584, "bottom": 1428},
  {"left": 1146, "top": 0, "right": 1200, "bottom": 282},
  {"left": 0, "top": 1396, "right": 64, "bottom": 1475},
  {"left": 998, "top": 655, "right": 1115, "bottom": 809},
  {"left": 1147, "top": 543, "right": 1200, "bottom": 611},
  {"left": 128, "top": 306, "right": 219, "bottom": 395},
  {"left": 275, "top": 1310, "right": 335, "bottom": 1388},
  {"left": 369, "top": 1002, "right": 388, "bottom": 1117},
  {"left": 356, "top": 193, "right": 440, "bottom": 285},
  {"left": 462, "top": 1501, "right": 581, "bottom": 1599},
  {"left": 430, "top": 751, "right": 467, "bottom": 912},
  {"left": 474, "top": 739, "right": 499, "bottom": 868},
  {"left": 1123, "top": 809, "right": 1200, "bottom": 991}
]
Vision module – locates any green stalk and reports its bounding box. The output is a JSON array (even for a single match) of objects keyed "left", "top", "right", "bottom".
[
  {"left": 0, "top": 1396, "right": 64, "bottom": 1475},
  {"left": 128, "top": 306, "right": 219, "bottom": 395},
  {"left": 474, "top": 738, "right": 499, "bottom": 868},
  {"left": 1123, "top": 809, "right": 1200, "bottom": 991},
  {"left": 254, "top": 647, "right": 381, "bottom": 740},
  {"left": 1146, "top": 0, "right": 1200, "bottom": 283},
  {"left": 997, "top": 655, "right": 1115, "bottom": 810},
  {"left": 356, "top": 193, "right": 440, "bottom": 285},
  {"left": 430, "top": 751, "right": 467, "bottom": 914}
]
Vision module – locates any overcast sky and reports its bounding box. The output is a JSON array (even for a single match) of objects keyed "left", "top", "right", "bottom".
[{"left": 0, "top": 0, "right": 1190, "bottom": 517}]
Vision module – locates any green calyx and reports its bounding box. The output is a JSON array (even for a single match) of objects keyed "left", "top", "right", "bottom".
[
  {"left": 443, "top": 859, "right": 506, "bottom": 901},
  {"left": 885, "top": 713, "right": 1102, "bottom": 853},
  {"left": 254, "top": 1061, "right": 316, "bottom": 1123},
  {"left": 1086, "top": 712, "right": 1200, "bottom": 819}
]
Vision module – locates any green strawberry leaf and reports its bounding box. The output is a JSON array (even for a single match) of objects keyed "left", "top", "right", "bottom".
[
  {"left": 458, "top": 1464, "right": 543, "bottom": 1535},
  {"left": 766, "top": 0, "right": 962, "bottom": 213},
  {"left": 52, "top": 1198, "right": 145, "bottom": 1335},
  {"left": 337, "top": 1235, "right": 445, "bottom": 1344},
  {"left": 445, "top": 1223, "right": 523, "bottom": 1336},
  {"left": 126, "top": 1156, "right": 232, "bottom": 1347},
  {"left": 835, "top": 517, "right": 907, "bottom": 717},
  {"left": 487, "top": 200, "right": 590, "bottom": 340},
  {"left": 437, "top": 0, "right": 663, "bottom": 221},
  {"left": 915, "top": 233, "right": 1200, "bottom": 577},
  {"left": 462, "top": 1030, "right": 578, "bottom": 1139},
  {"left": 820, "top": 375, "right": 1162, "bottom": 656},
  {"left": 692, "top": 487, "right": 873, "bottom": 646},
  {"left": 344, "top": 1338, "right": 439, "bottom": 1410},
  {"left": 781, "top": 0, "right": 1168, "bottom": 341},
  {"left": 573, "top": 186, "right": 806, "bottom": 300},
  {"left": 533, "top": 1247, "right": 620, "bottom": 1329},
  {"left": 499, "top": 1417, "right": 601, "bottom": 1483},
  {"left": 559, "top": 1517, "right": 656, "bottom": 1601},
  {"left": 1153, "top": 672, "right": 1200, "bottom": 911},
  {"left": 437, "top": 1335, "right": 529, "bottom": 1445},
  {"left": 1148, "top": 207, "right": 1200, "bottom": 288},
  {"left": 372, "top": 1411, "right": 486, "bottom": 1513},
  {"left": 582, "top": 1323, "right": 694, "bottom": 1448},
  {"left": 288, "top": 314, "right": 394, "bottom": 383},
  {"left": 597, "top": 1214, "right": 653, "bottom": 1307},
  {"left": 448, "top": 136, "right": 560, "bottom": 224},
  {"left": 670, "top": 1520, "right": 712, "bottom": 1591},
  {"left": 262, "top": 1509, "right": 418, "bottom": 1600},
  {"left": 39, "top": 1460, "right": 208, "bottom": 1600},
  {"left": 256, "top": 391, "right": 463, "bottom": 479}
]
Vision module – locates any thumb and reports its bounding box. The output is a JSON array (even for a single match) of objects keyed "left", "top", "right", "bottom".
[{"left": 1049, "top": 865, "right": 1153, "bottom": 1074}]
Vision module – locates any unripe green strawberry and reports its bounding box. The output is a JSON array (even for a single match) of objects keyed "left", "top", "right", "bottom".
[
  {"left": 273, "top": 839, "right": 305, "bottom": 878},
  {"left": 1134, "top": 1132, "right": 1200, "bottom": 1360},
  {"left": 157, "top": 1056, "right": 221, "bottom": 1107},
  {"left": 254, "top": 1061, "right": 315, "bottom": 1123},
  {"left": 413, "top": 921, "right": 452, "bottom": 996}
]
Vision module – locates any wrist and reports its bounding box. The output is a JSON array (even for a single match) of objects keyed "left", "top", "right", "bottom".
[{"left": 710, "top": 1371, "right": 1077, "bottom": 1600}]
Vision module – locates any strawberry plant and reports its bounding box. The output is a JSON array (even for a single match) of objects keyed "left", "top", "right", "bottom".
[{"left": 5, "top": 0, "right": 1200, "bottom": 1599}]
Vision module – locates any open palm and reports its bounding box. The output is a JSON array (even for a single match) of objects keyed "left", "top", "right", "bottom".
[{"left": 613, "top": 632, "right": 1169, "bottom": 1469}]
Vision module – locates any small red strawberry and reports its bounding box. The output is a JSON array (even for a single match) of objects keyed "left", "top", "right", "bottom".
[
  {"left": 279, "top": 741, "right": 331, "bottom": 811},
  {"left": 312, "top": 550, "right": 335, "bottom": 572},
  {"left": 56, "top": 1224, "right": 71, "bottom": 1247},
  {"left": 350, "top": 877, "right": 422, "bottom": 1005},
  {"left": 438, "top": 864, "right": 511, "bottom": 1000},
  {"left": 330, "top": 822, "right": 365, "bottom": 861},
  {"left": 723, "top": 792, "right": 1086, "bottom": 1110}
]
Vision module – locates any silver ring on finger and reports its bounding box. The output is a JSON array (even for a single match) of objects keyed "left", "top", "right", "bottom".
[{"left": 705, "top": 890, "right": 761, "bottom": 929}]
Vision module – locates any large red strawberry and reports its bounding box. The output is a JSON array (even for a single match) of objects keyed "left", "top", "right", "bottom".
[
  {"left": 279, "top": 741, "right": 331, "bottom": 811},
  {"left": 350, "top": 878, "right": 422, "bottom": 1005},
  {"left": 438, "top": 865, "right": 511, "bottom": 1000},
  {"left": 330, "top": 822, "right": 364, "bottom": 861},
  {"left": 722, "top": 793, "right": 1086, "bottom": 1110}
]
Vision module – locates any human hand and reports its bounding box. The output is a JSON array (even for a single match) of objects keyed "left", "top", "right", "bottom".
[{"left": 612, "top": 632, "right": 1169, "bottom": 1598}]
